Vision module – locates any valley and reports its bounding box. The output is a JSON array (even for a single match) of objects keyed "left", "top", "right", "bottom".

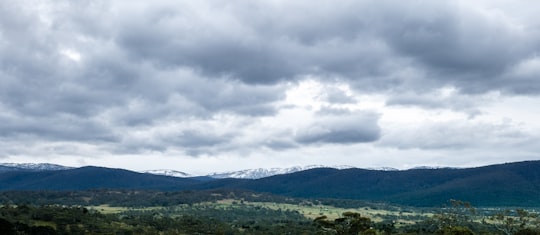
[
  {"left": 0, "top": 189, "right": 538, "bottom": 234},
  {"left": 0, "top": 161, "right": 539, "bottom": 234}
]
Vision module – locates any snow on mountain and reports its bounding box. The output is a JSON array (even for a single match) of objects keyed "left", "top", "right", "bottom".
[
  {"left": 204, "top": 164, "right": 465, "bottom": 179},
  {"left": 365, "top": 167, "right": 399, "bottom": 171},
  {"left": 0, "top": 163, "right": 461, "bottom": 179},
  {"left": 409, "top": 166, "right": 461, "bottom": 170},
  {"left": 207, "top": 165, "right": 355, "bottom": 179},
  {"left": 0, "top": 163, "right": 73, "bottom": 171},
  {"left": 143, "top": 169, "right": 191, "bottom": 178}
]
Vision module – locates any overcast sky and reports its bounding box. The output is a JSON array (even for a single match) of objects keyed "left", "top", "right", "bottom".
[{"left": 1, "top": 0, "right": 540, "bottom": 175}]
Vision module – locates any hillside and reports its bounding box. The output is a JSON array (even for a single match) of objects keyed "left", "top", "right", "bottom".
[
  {"left": 0, "top": 166, "right": 200, "bottom": 191},
  {"left": 198, "top": 161, "right": 540, "bottom": 207},
  {"left": 206, "top": 165, "right": 354, "bottom": 179},
  {"left": 0, "top": 161, "right": 539, "bottom": 207}
]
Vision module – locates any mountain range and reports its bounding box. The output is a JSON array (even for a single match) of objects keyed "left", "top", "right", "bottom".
[
  {"left": 0, "top": 163, "right": 73, "bottom": 172},
  {"left": 142, "top": 169, "right": 192, "bottom": 178},
  {"left": 205, "top": 165, "right": 355, "bottom": 179},
  {"left": 1, "top": 161, "right": 539, "bottom": 207},
  {"left": 0, "top": 163, "right": 355, "bottom": 179}
]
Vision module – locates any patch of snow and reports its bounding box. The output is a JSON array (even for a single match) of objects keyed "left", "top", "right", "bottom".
[
  {"left": 207, "top": 165, "right": 356, "bottom": 179},
  {"left": 0, "top": 163, "right": 73, "bottom": 171},
  {"left": 143, "top": 169, "right": 191, "bottom": 177}
]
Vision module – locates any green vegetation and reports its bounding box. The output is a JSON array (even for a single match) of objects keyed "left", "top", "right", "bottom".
[
  {"left": 0, "top": 204, "right": 315, "bottom": 234},
  {"left": 314, "top": 212, "right": 375, "bottom": 234},
  {"left": 399, "top": 200, "right": 540, "bottom": 235},
  {"left": 0, "top": 189, "right": 310, "bottom": 207},
  {"left": 0, "top": 190, "right": 539, "bottom": 234}
]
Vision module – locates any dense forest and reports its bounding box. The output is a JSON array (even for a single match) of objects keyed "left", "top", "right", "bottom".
[{"left": 0, "top": 190, "right": 539, "bottom": 234}]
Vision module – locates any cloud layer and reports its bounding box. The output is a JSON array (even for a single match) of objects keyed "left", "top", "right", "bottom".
[{"left": 1, "top": 0, "right": 539, "bottom": 172}]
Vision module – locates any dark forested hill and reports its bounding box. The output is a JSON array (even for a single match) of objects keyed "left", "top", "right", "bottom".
[
  {"left": 1, "top": 161, "right": 539, "bottom": 207},
  {"left": 0, "top": 166, "right": 200, "bottom": 190},
  {"left": 197, "top": 161, "right": 540, "bottom": 207}
]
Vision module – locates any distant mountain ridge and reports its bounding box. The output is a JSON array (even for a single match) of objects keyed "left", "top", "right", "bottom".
[
  {"left": 1, "top": 161, "right": 539, "bottom": 207},
  {"left": 0, "top": 166, "right": 199, "bottom": 191},
  {"left": 0, "top": 163, "right": 73, "bottom": 172},
  {"left": 224, "top": 161, "right": 540, "bottom": 207},
  {"left": 0, "top": 163, "right": 355, "bottom": 179},
  {"left": 0, "top": 163, "right": 449, "bottom": 179},
  {"left": 206, "top": 165, "right": 355, "bottom": 179}
]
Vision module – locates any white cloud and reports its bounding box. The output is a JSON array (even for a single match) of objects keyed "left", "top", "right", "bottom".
[{"left": 60, "top": 48, "right": 81, "bottom": 62}]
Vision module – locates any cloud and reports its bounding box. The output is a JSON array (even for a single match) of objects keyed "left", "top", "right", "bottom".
[
  {"left": 1, "top": 0, "right": 540, "bottom": 171},
  {"left": 295, "top": 111, "right": 381, "bottom": 144},
  {"left": 101, "top": 0, "right": 540, "bottom": 95},
  {"left": 361, "top": 1, "right": 540, "bottom": 94},
  {"left": 501, "top": 57, "right": 540, "bottom": 94},
  {"left": 178, "top": 78, "right": 284, "bottom": 116},
  {"left": 5, "top": 1, "right": 539, "bottom": 107},
  {"left": 385, "top": 87, "right": 492, "bottom": 117},
  {"left": 321, "top": 86, "right": 357, "bottom": 104},
  {"left": 0, "top": 114, "right": 116, "bottom": 142},
  {"left": 380, "top": 119, "right": 530, "bottom": 150}
]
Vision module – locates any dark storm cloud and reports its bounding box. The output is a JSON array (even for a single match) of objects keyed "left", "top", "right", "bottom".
[
  {"left": 111, "top": 125, "right": 237, "bottom": 155},
  {"left": 371, "top": 1, "right": 540, "bottom": 94},
  {"left": 322, "top": 87, "right": 356, "bottom": 104},
  {"left": 263, "top": 138, "right": 298, "bottom": 150},
  {"left": 385, "top": 90, "right": 484, "bottom": 117},
  {"left": 109, "top": 1, "right": 394, "bottom": 85},
  {"left": 178, "top": 79, "right": 283, "bottom": 116},
  {"left": 0, "top": 0, "right": 284, "bottom": 148},
  {"left": 173, "top": 130, "right": 231, "bottom": 148},
  {"left": 97, "top": 0, "right": 540, "bottom": 94},
  {"left": 379, "top": 120, "right": 532, "bottom": 150},
  {"left": 295, "top": 111, "right": 380, "bottom": 144},
  {"left": 0, "top": 113, "right": 116, "bottom": 142}
]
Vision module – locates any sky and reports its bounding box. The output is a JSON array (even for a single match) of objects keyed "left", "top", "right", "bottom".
[{"left": 1, "top": 0, "right": 540, "bottom": 175}]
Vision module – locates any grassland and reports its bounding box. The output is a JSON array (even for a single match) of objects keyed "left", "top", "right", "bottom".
[
  {"left": 2, "top": 191, "right": 539, "bottom": 234},
  {"left": 88, "top": 198, "right": 433, "bottom": 226}
]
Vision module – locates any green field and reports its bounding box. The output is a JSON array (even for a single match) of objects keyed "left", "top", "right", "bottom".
[{"left": 88, "top": 198, "right": 431, "bottom": 223}]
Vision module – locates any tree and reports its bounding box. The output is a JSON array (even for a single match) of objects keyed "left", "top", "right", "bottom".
[
  {"left": 0, "top": 218, "right": 15, "bottom": 235},
  {"left": 491, "top": 209, "right": 540, "bottom": 235},
  {"left": 436, "top": 225, "right": 474, "bottom": 235},
  {"left": 429, "top": 200, "right": 477, "bottom": 233},
  {"left": 314, "top": 212, "right": 372, "bottom": 235}
]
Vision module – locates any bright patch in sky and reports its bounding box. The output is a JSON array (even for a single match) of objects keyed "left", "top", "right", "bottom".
[{"left": 60, "top": 49, "right": 81, "bottom": 62}]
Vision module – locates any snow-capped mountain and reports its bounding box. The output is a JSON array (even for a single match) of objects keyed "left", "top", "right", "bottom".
[
  {"left": 207, "top": 165, "right": 355, "bottom": 179},
  {"left": 410, "top": 166, "right": 461, "bottom": 170},
  {"left": 142, "top": 169, "right": 191, "bottom": 178},
  {"left": 0, "top": 163, "right": 73, "bottom": 171},
  {"left": 366, "top": 167, "right": 399, "bottom": 171}
]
